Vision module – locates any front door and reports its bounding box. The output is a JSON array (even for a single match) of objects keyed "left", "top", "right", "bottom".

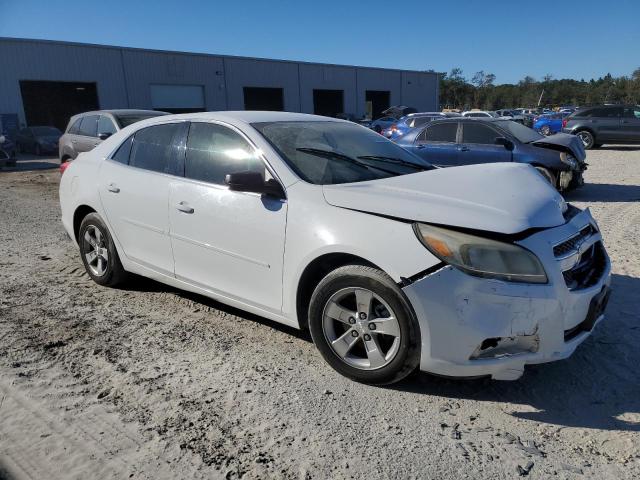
[
  {"left": 412, "top": 122, "right": 460, "bottom": 167},
  {"left": 622, "top": 106, "right": 640, "bottom": 142},
  {"left": 168, "top": 121, "right": 287, "bottom": 313},
  {"left": 457, "top": 122, "right": 512, "bottom": 165},
  {"left": 98, "top": 122, "right": 185, "bottom": 276}
]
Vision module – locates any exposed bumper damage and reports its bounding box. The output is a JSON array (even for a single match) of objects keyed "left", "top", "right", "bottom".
[{"left": 402, "top": 208, "right": 611, "bottom": 381}]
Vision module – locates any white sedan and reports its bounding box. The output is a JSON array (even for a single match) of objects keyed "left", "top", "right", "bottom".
[{"left": 59, "top": 111, "right": 611, "bottom": 384}]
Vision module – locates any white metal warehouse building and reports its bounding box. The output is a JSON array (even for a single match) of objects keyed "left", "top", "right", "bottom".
[{"left": 0, "top": 37, "right": 440, "bottom": 132}]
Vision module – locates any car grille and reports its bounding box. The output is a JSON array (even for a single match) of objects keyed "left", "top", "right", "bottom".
[
  {"left": 562, "top": 241, "right": 607, "bottom": 290},
  {"left": 553, "top": 224, "right": 597, "bottom": 257}
]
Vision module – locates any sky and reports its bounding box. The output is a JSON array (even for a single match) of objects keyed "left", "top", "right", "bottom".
[{"left": 1, "top": 0, "right": 638, "bottom": 84}]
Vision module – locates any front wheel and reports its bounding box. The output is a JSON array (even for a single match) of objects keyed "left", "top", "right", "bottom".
[
  {"left": 308, "top": 265, "right": 420, "bottom": 385},
  {"left": 78, "top": 213, "right": 127, "bottom": 287},
  {"left": 540, "top": 125, "right": 551, "bottom": 136},
  {"left": 576, "top": 130, "right": 595, "bottom": 149}
]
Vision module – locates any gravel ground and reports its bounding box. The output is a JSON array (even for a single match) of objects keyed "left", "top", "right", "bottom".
[{"left": 1, "top": 148, "right": 639, "bottom": 479}]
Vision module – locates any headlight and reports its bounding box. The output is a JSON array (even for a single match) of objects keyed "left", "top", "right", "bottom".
[
  {"left": 559, "top": 152, "right": 577, "bottom": 169},
  {"left": 414, "top": 223, "right": 547, "bottom": 284}
]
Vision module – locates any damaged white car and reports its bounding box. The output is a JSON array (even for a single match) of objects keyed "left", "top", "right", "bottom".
[{"left": 59, "top": 112, "right": 611, "bottom": 384}]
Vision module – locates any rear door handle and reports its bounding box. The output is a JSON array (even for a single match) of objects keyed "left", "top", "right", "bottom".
[
  {"left": 107, "top": 183, "right": 120, "bottom": 193},
  {"left": 176, "top": 201, "right": 194, "bottom": 214}
]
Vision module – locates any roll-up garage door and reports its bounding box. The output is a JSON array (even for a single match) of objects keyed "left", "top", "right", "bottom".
[{"left": 150, "top": 84, "right": 205, "bottom": 113}]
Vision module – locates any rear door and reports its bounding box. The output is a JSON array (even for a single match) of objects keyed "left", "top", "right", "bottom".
[
  {"left": 458, "top": 122, "right": 512, "bottom": 165},
  {"left": 621, "top": 106, "right": 640, "bottom": 142},
  {"left": 98, "top": 122, "right": 186, "bottom": 275},
  {"left": 412, "top": 122, "right": 460, "bottom": 166},
  {"left": 76, "top": 115, "right": 100, "bottom": 153},
  {"left": 588, "top": 107, "right": 624, "bottom": 141}
]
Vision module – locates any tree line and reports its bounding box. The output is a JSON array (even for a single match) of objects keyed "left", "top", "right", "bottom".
[{"left": 439, "top": 68, "right": 640, "bottom": 110}]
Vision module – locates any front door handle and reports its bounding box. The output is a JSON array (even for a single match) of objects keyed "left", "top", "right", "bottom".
[
  {"left": 458, "top": 145, "right": 470, "bottom": 152},
  {"left": 176, "top": 201, "right": 194, "bottom": 214},
  {"left": 107, "top": 183, "right": 120, "bottom": 193}
]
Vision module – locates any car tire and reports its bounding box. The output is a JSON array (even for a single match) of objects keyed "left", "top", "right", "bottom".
[
  {"left": 308, "top": 264, "right": 420, "bottom": 385},
  {"left": 540, "top": 125, "right": 551, "bottom": 136},
  {"left": 78, "top": 213, "right": 127, "bottom": 287},
  {"left": 576, "top": 130, "right": 595, "bottom": 149},
  {"left": 535, "top": 166, "right": 557, "bottom": 188}
]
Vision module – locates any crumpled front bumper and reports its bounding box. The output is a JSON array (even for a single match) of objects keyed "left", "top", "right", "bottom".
[{"left": 402, "top": 208, "right": 611, "bottom": 380}]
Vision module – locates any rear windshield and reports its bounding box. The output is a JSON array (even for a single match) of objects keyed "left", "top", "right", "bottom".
[
  {"left": 115, "top": 113, "right": 169, "bottom": 128},
  {"left": 494, "top": 120, "right": 543, "bottom": 143}
]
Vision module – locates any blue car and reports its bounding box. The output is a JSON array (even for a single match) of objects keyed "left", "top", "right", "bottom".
[
  {"left": 533, "top": 112, "right": 571, "bottom": 136},
  {"left": 382, "top": 112, "right": 447, "bottom": 139},
  {"left": 395, "top": 118, "right": 586, "bottom": 191}
]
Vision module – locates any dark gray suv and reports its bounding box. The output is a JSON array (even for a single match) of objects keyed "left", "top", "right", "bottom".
[{"left": 562, "top": 104, "right": 640, "bottom": 149}]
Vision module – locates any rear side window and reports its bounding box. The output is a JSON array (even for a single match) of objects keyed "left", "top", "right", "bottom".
[
  {"left": 68, "top": 118, "right": 82, "bottom": 134},
  {"left": 184, "top": 122, "right": 263, "bottom": 185},
  {"left": 462, "top": 123, "right": 500, "bottom": 144},
  {"left": 78, "top": 115, "right": 99, "bottom": 137},
  {"left": 111, "top": 136, "right": 133, "bottom": 164},
  {"left": 576, "top": 107, "right": 622, "bottom": 118},
  {"left": 129, "top": 123, "right": 182, "bottom": 174},
  {"left": 624, "top": 106, "right": 640, "bottom": 119},
  {"left": 98, "top": 116, "right": 117, "bottom": 135},
  {"left": 419, "top": 123, "right": 458, "bottom": 143}
]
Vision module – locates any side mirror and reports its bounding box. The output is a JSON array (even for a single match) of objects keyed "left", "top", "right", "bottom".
[
  {"left": 225, "top": 171, "right": 285, "bottom": 199},
  {"left": 98, "top": 132, "right": 112, "bottom": 140},
  {"left": 494, "top": 137, "right": 514, "bottom": 151}
]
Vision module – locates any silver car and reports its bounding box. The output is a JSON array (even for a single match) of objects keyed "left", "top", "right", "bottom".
[{"left": 59, "top": 110, "right": 168, "bottom": 163}]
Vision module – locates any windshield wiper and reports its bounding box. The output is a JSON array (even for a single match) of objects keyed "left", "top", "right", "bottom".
[
  {"left": 296, "top": 148, "right": 398, "bottom": 175},
  {"left": 357, "top": 155, "right": 431, "bottom": 171}
]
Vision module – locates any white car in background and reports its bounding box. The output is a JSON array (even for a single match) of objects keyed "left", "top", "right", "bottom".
[{"left": 59, "top": 111, "right": 611, "bottom": 384}]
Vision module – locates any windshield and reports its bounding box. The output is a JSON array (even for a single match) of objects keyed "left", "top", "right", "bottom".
[
  {"left": 32, "top": 126, "right": 61, "bottom": 136},
  {"left": 495, "top": 120, "right": 543, "bottom": 143},
  {"left": 252, "top": 121, "right": 433, "bottom": 185},
  {"left": 115, "top": 113, "right": 168, "bottom": 128}
]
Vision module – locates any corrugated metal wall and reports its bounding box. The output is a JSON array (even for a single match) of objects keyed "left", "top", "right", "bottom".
[{"left": 0, "top": 38, "right": 440, "bottom": 126}]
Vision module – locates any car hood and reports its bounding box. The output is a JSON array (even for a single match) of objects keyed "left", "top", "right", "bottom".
[
  {"left": 322, "top": 163, "right": 567, "bottom": 234},
  {"left": 530, "top": 132, "right": 585, "bottom": 161}
]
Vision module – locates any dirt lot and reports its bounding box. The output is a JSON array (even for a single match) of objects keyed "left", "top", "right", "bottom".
[{"left": 1, "top": 149, "right": 639, "bottom": 479}]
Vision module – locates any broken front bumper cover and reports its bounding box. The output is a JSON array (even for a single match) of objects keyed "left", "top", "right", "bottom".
[{"left": 402, "top": 208, "right": 611, "bottom": 381}]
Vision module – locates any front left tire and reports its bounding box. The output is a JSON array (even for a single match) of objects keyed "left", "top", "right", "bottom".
[
  {"left": 308, "top": 264, "right": 421, "bottom": 385},
  {"left": 78, "top": 213, "right": 127, "bottom": 287}
]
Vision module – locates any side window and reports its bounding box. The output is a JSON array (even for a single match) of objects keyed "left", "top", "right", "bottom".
[
  {"left": 419, "top": 122, "right": 458, "bottom": 143},
  {"left": 184, "top": 122, "right": 263, "bottom": 185},
  {"left": 68, "top": 119, "right": 82, "bottom": 134},
  {"left": 111, "top": 136, "right": 133, "bottom": 164},
  {"left": 586, "top": 108, "right": 622, "bottom": 118},
  {"left": 129, "top": 123, "right": 182, "bottom": 174},
  {"left": 624, "top": 107, "right": 640, "bottom": 119},
  {"left": 78, "top": 115, "right": 99, "bottom": 137},
  {"left": 462, "top": 123, "right": 500, "bottom": 144},
  {"left": 98, "top": 116, "right": 117, "bottom": 135}
]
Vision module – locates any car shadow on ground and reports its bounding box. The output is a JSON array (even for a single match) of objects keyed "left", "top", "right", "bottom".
[
  {"left": 564, "top": 183, "right": 640, "bottom": 202},
  {"left": 597, "top": 146, "right": 640, "bottom": 151},
  {"left": 393, "top": 273, "right": 640, "bottom": 432},
  {"left": 125, "top": 269, "right": 640, "bottom": 432},
  {"left": 0, "top": 154, "right": 58, "bottom": 173}
]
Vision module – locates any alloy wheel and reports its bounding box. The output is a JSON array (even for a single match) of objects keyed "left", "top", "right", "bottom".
[
  {"left": 82, "top": 225, "right": 109, "bottom": 276},
  {"left": 322, "top": 287, "right": 401, "bottom": 370}
]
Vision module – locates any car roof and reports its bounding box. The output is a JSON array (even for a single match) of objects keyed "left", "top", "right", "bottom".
[{"left": 77, "top": 109, "right": 169, "bottom": 116}]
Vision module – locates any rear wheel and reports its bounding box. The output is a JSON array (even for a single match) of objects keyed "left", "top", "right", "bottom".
[
  {"left": 78, "top": 213, "right": 127, "bottom": 287},
  {"left": 576, "top": 130, "right": 595, "bottom": 149},
  {"left": 540, "top": 125, "right": 551, "bottom": 136},
  {"left": 535, "top": 166, "right": 557, "bottom": 188},
  {"left": 308, "top": 264, "right": 420, "bottom": 385}
]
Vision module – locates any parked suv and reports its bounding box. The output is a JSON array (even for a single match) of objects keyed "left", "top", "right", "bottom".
[
  {"left": 562, "top": 104, "right": 640, "bottom": 149},
  {"left": 59, "top": 110, "right": 169, "bottom": 163}
]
